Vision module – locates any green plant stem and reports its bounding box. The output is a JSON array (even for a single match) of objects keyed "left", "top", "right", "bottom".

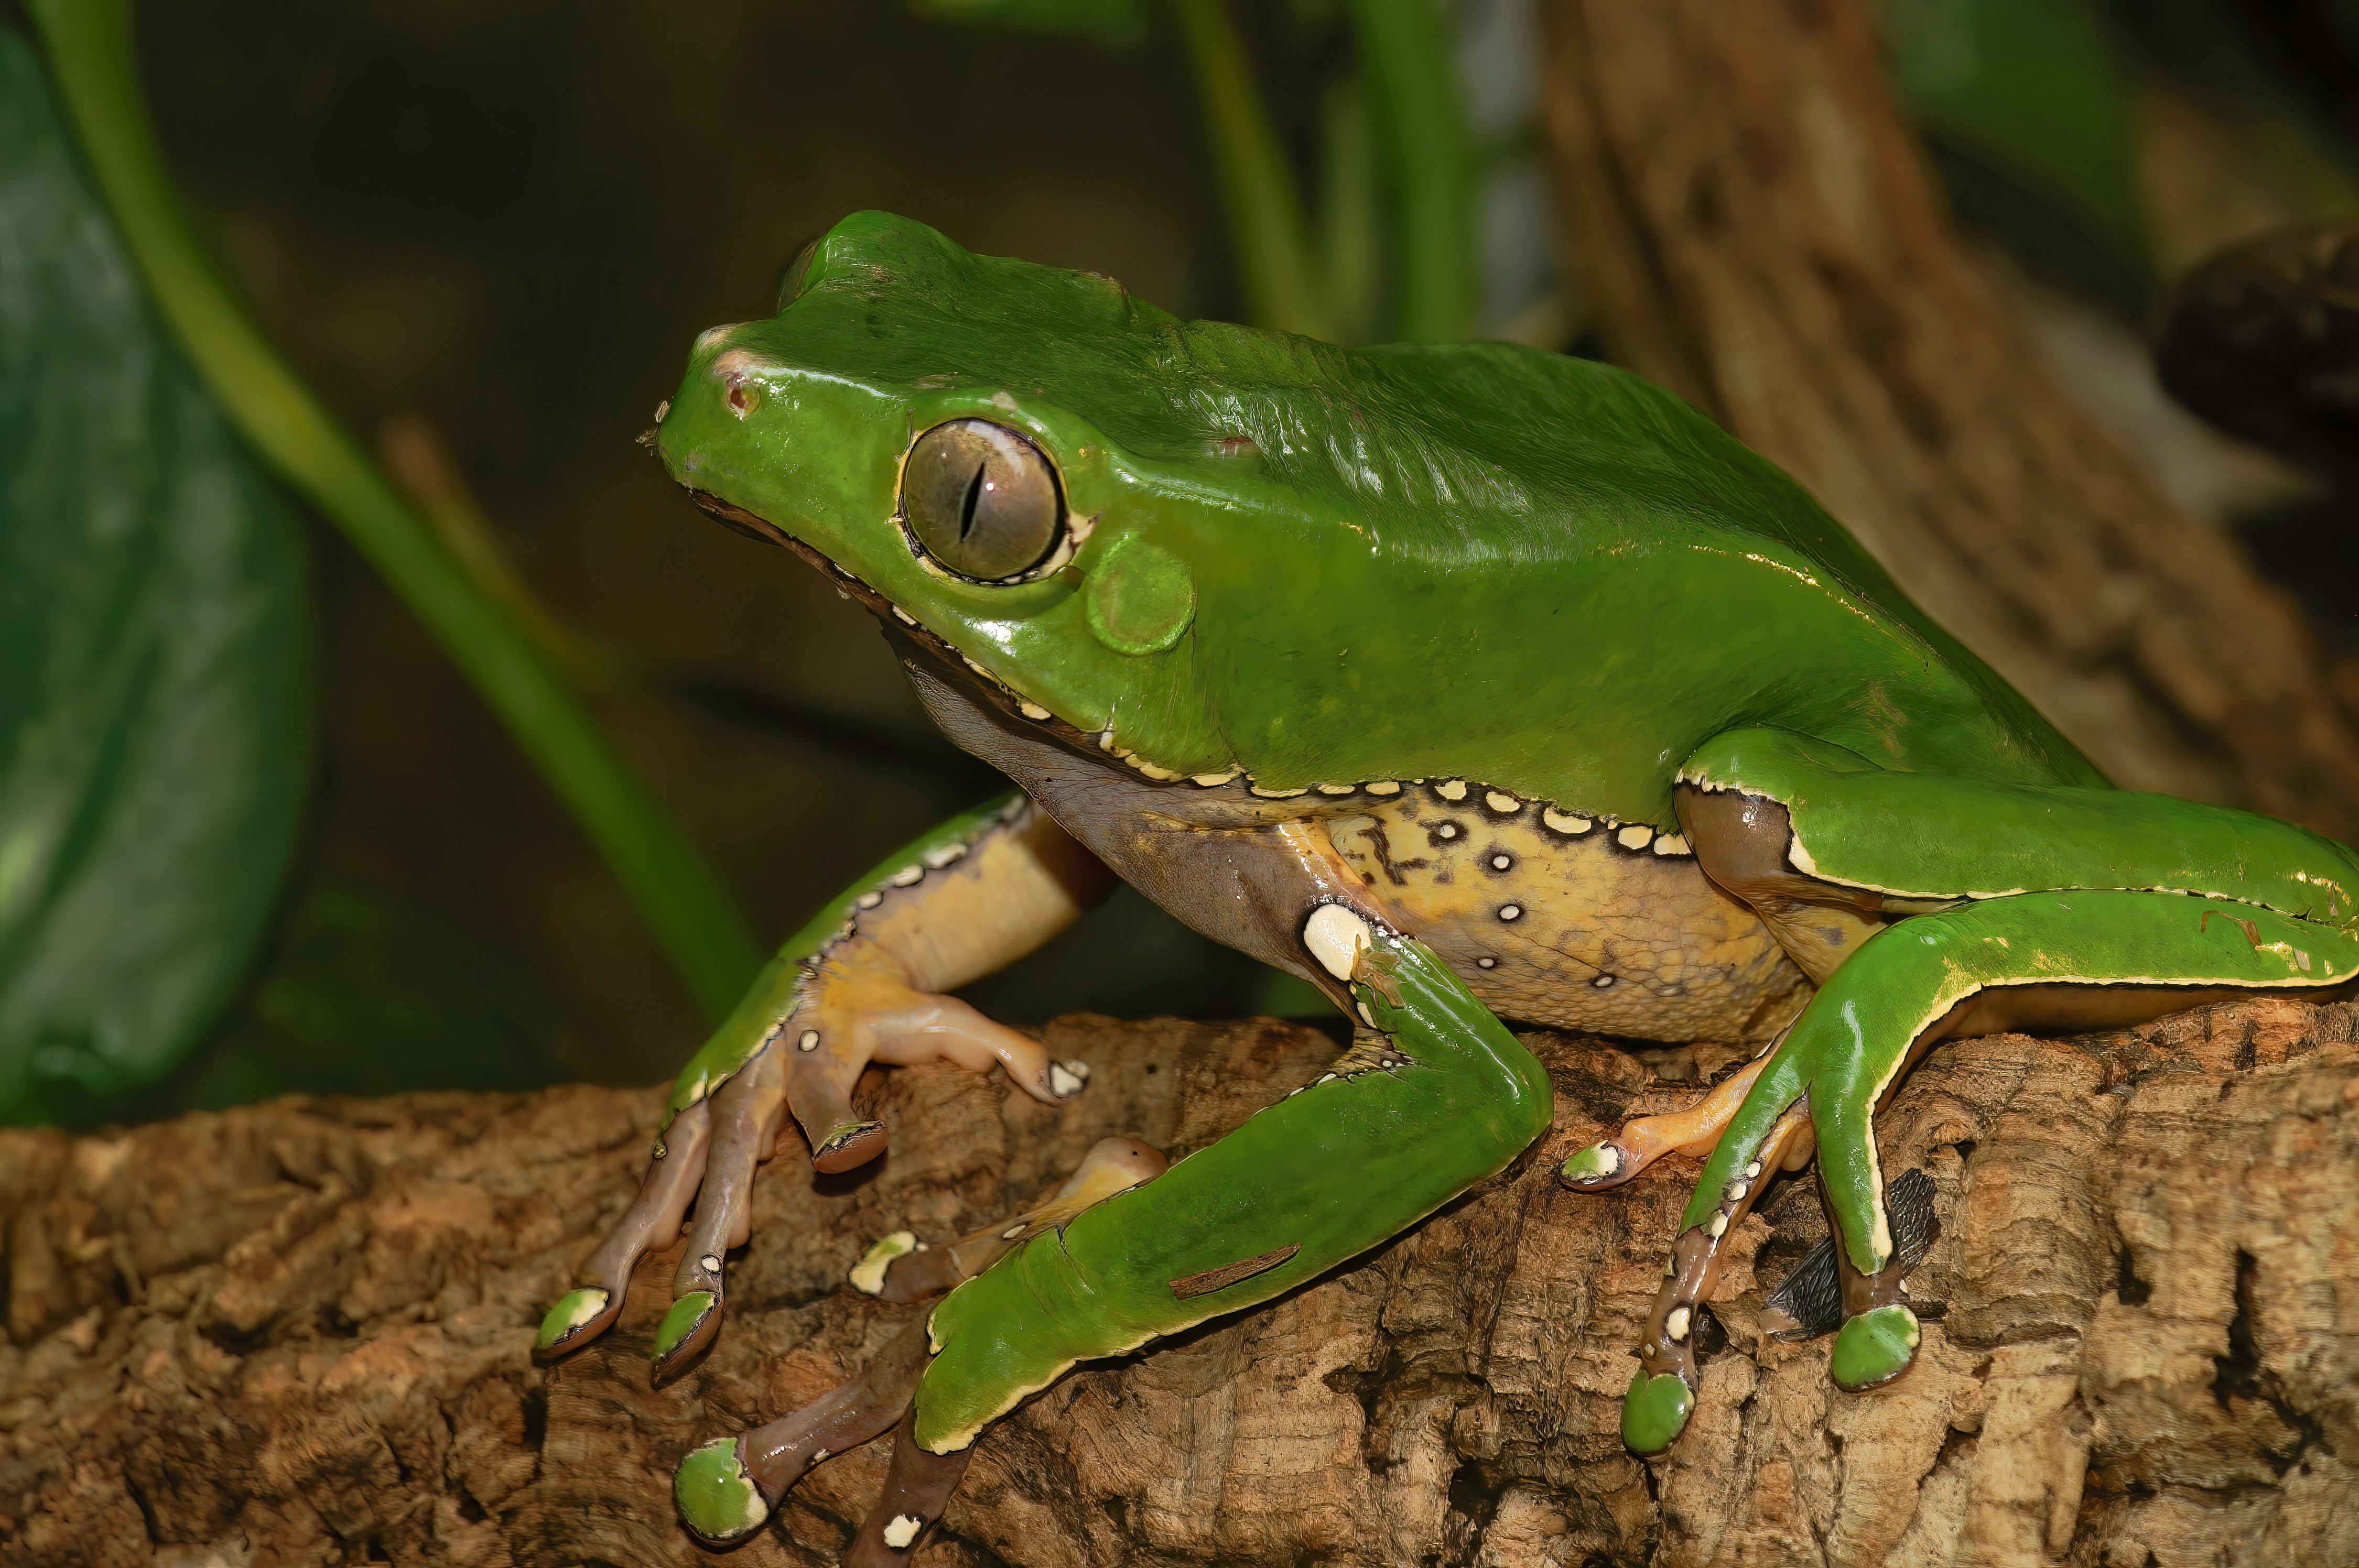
[
  {"left": 1169, "top": 0, "right": 1326, "bottom": 337},
  {"left": 1351, "top": 0, "right": 1476, "bottom": 342},
  {"left": 26, "top": 0, "right": 763, "bottom": 1019}
]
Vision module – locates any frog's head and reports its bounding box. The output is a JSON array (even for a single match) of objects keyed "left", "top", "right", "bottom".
[
  {"left": 654, "top": 211, "right": 1735, "bottom": 788},
  {"left": 655, "top": 210, "right": 1291, "bottom": 781}
]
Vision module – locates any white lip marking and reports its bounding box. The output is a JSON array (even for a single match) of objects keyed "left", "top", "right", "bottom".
[{"left": 1303, "top": 903, "right": 1374, "bottom": 981}]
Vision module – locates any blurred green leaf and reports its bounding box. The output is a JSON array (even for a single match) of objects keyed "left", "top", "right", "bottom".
[
  {"left": 0, "top": 30, "right": 312, "bottom": 1124},
  {"left": 164, "top": 876, "right": 565, "bottom": 1112},
  {"left": 1885, "top": 0, "right": 2147, "bottom": 264},
  {"left": 909, "top": 0, "right": 1148, "bottom": 46}
]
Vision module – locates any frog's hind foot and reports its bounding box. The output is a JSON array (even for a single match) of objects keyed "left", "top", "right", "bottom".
[
  {"left": 844, "top": 1412, "right": 975, "bottom": 1567},
  {"left": 1760, "top": 1167, "right": 1939, "bottom": 1341},
  {"left": 675, "top": 1316, "right": 935, "bottom": 1548},
  {"left": 1561, "top": 1050, "right": 1772, "bottom": 1192},
  {"left": 849, "top": 1135, "right": 1167, "bottom": 1302},
  {"left": 1621, "top": 1102, "right": 1814, "bottom": 1454}
]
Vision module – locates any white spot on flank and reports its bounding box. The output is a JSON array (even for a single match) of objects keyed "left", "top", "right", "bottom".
[
  {"left": 1489, "top": 854, "right": 1513, "bottom": 870},
  {"left": 1708, "top": 1213, "right": 1728, "bottom": 1240},
  {"left": 1435, "top": 779, "right": 1469, "bottom": 801},
  {"left": 1048, "top": 1061, "right": 1085, "bottom": 1098},
  {"left": 1251, "top": 782, "right": 1311, "bottom": 798},
  {"left": 798, "top": 1030, "right": 821, "bottom": 1051},
  {"left": 883, "top": 1512, "right": 924, "bottom": 1549},
  {"left": 892, "top": 606, "right": 917, "bottom": 625},
  {"left": 699, "top": 1254, "right": 721, "bottom": 1273},
  {"left": 923, "top": 842, "right": 969, "bottom": 868},
  {"left": 1542, "top": 808, "right": 1592, "bottom": 835},
  {"left": 1366, "top": 780, "right": 1402, "bottom": 796},
  {"left": 1592, "top": 975, "right": 1614, "bottom": 988},
  {"left": 813, "top": 1448, "right": 828, "bottom": 1462},
  {"left": 653, "top": 399, "right": 670, "bottom": 423},
  {"left": 1019, "top": 701, "right": 1052, "bottom": 721},
  {"left": 1303, "top": 903, "right": 1375, "bottom": 981},
  {"left": 1192, "top": 770, "right": 1239, "bottom": 787},
  {"left": 1725, "top": 1180, "right": 1750, "bottom": 1204},
  {"left": 1497, "top": 903, "right": 1523, "bottom": 921},
  {"left": 1665, "top": 1306, "right": 1692, "bottom": 1342},
  {"left": 1485, "top": 791, "right": 1521, "bottom": 813},
  {"left": 1743, "top": 1160, "right": 1762, "bottom": 1180},
  {"left": 1435, "top": 823, "right": 1461, "bottom": 840},
  {"left": 891, "top": 865, "right": 925, "bottom": 887},
  {"left": 1001, "top": 1224, "right": 1026, "bottom": 1240},
  {"left": 1059, "top": 1058, "right": 1091, "bottom": 1082},
  {"left": 1317, "top": 782, "right": 1357, "bottom": 796},
  {"left": 857, "top": 890, "right": 883, "bottom": 909},
  {"left": 1653, "top": 834, "right": 1692, "bottom": 856},
  {"left": 1616, "top": 824, "right": 1655, "bottom": 851},
  {"left": 1476, "top": 956, "right": 1497, "bottom": 969},
  {"left": 1358, "top": 1001, "right": 1377, "bottom": 1028}
]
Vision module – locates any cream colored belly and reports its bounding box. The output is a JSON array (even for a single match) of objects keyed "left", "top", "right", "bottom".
[{"left": 1326, "top": 801, "right": 1809, "bottom": 1044}]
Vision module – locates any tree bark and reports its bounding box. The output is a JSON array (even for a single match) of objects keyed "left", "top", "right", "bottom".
[
  {"left": 1538, "top": 0, "right": 2359, "bottom": 842},
  {"left": 5, "top": 1004, "right": 2353, "bottom": 1566}
]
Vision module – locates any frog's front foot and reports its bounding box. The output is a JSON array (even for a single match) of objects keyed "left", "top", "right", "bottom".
[{"left": 535, "top": 970, "right": 1091, "bottom": 1382}]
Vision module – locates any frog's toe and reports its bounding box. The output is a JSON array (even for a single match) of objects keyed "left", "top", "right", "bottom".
[
  {"left": 675, "top": 1435, "right": 770, "bottom": 1546},
  {"left": 533, "top": 1286, "right": 618, "bottom": 1359},
  {"left": 813, "top": 1117, "right": 890, "bottom": 1173},
  {"left": 535, "top": 1098, "right": 714, "bottom": 1364},
  {"left": 1829, "top": 1302, "right": 1922, "bottom": 1392},
  {"left": 651, "top": 1288, "right": 725, "bottom": 1384},
  {"left": 1620, "top": 1367, "right": 1696, "bottom": 1455},
  {"left": 1559, "top": 1137, "right": 1635, "bottom": 1191},
  {"left": 845, "top": 1412, "right": 975, "bottom": 1568}
]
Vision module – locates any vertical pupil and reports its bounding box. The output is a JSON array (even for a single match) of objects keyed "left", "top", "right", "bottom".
[{"left": 958, "top": 462, "right": 986, "bottom": 540}]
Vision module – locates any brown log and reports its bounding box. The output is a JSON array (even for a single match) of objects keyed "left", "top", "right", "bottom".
[
  {"left": 5, "top": 1004, "right": 2353, "bottom": 1566},
  {"left": 1538, "top": 0, "right": 2359, "bottom": 842}
]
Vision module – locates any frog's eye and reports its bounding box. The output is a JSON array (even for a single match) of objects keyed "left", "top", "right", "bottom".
[{"left": 900, "top": 420, "right": 1065, "bottom": 581}]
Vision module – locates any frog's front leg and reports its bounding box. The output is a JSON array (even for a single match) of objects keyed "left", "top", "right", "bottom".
[
  {"left": 674, "top": 884, "right": 1556, "bottom": 1551},
  {"left": 535, "top": 791, "right": 1112, "bottom": 1376}
]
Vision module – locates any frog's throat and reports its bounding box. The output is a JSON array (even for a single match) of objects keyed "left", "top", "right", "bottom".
[{"left": 685, "top": 487, "right": 1694, "bottom": 850}]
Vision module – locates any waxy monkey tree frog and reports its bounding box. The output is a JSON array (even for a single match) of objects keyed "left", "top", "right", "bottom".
[{"left": 535, "top": 212, "right": 2359, "bottom": 1559}]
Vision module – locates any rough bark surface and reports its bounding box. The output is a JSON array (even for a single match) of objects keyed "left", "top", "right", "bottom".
[
  {"left": 5, "top": 1003, "right": 2355, "bottom": 1567},
  {"left": 1539, "top": 0, "right": 2359, "bottom": 842}
]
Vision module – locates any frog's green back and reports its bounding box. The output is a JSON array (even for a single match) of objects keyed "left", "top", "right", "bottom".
[{"left": 687, "top": 213, "right": 2101, "bottom": 821}]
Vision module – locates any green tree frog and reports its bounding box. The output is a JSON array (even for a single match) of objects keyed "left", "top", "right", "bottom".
[{"left": 534, "top": 212, "right": 2359, "bottom": 1559}]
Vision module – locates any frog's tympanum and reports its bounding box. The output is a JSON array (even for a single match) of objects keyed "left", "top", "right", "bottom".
[{"left": 536, "top": 213, "right": 2359, "bottom": 1558}]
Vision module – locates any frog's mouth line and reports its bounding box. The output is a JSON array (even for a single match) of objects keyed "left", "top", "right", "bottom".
[{"left": 685, "top": 488, "right": 1112, "bottom": 757}]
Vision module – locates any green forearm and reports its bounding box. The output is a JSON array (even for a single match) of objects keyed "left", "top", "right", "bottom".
[{"left": 913, "top": 922, "right": 1552, "bottom": 1452}]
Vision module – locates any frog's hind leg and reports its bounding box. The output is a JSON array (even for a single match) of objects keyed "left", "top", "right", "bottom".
[
  {"left": 533, "top": 1099, "right": 714, "bottom": 1360},
  {"left": 1559, "top": 1048, "right": 1774, "bottom": 1191},
  {"left": 1621, "top": 887, "right": 2356, "bottom": 1453}
]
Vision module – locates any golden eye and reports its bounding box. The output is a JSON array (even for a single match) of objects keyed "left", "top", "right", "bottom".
[{"left": 900, "top": 419, "right": 1065, "bottom": 581}]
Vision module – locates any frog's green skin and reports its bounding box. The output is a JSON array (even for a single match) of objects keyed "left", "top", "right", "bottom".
[{"left": 534, "top": 212, "right": 2359, "bottom": 1551}]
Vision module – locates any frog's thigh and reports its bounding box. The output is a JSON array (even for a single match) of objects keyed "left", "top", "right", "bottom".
[
  {"left": 1771, "top": 891, "right": 2355, "bottom": 1279},
  {"left": 910, "top": 921, "right": 1556, "bottom": 1457}
]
